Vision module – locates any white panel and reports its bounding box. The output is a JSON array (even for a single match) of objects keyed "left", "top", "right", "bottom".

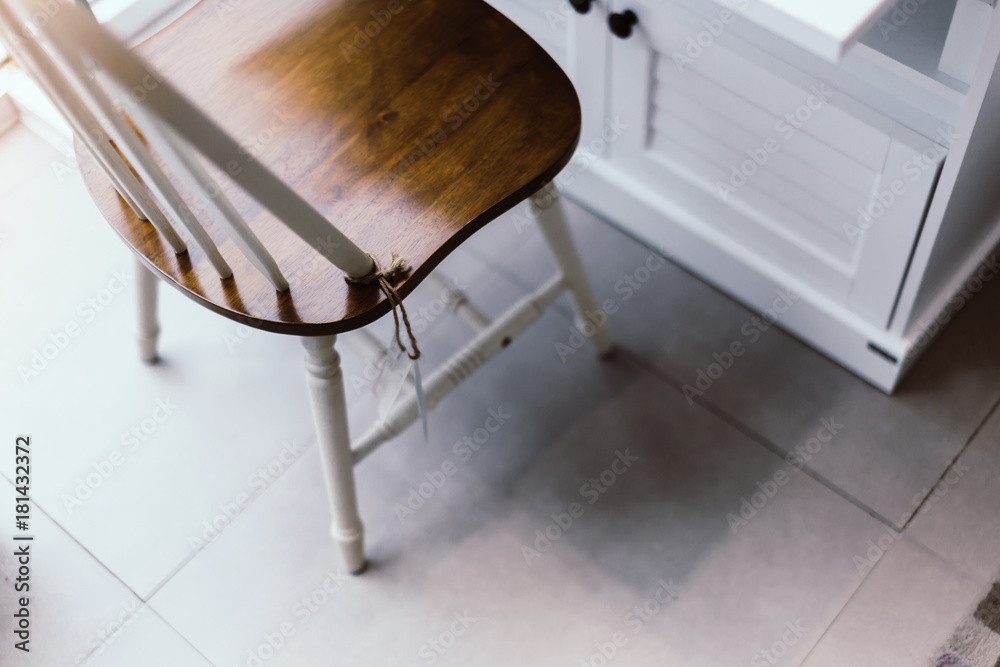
[
  {"left": 651, "top": 69, "right": 879, "bottom": 198},
  {"left": 610, "top": 35, "right": 857, "bottom": 299},
  {"left": 939, "top": 0, "right": 994, "bottom": 85},
  {"left": 652, "top": 92, "right": 872, "bottom": 218},
  {"left": 846, "top": 135, "right": 946, "bottom": 326},
  {"left": 674, "top": 36, "right": 892, "bottom": 169},
  {"left": 894, "top": 5, "right": 1000, "bottom": 337},
  {"left": 610, "top": 0, "right": 944, "bottom": 326}
]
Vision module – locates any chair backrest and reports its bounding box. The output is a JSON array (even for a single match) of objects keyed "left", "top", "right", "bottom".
[{"left": 0, "top": 0, "right": 376, "bottom": 288}]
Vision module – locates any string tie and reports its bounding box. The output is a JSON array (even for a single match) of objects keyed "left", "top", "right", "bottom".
[{"left": 345, "top": 252, "right": 421, "bottom": 361}]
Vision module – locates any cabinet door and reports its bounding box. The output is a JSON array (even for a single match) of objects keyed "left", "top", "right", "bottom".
[{"left": 608, "top": 0, "right": 945, "bottom": 327}]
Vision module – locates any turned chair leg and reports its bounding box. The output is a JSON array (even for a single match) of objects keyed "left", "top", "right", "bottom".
[
  {"left": 135, "top": 257, "right": 160, "bottom": 363},
  {"left": 530, "top": 184, "right": 614, "bottom": 357},
  {"left": 301, "top": 335, "right": 366, "bottom": 574}
]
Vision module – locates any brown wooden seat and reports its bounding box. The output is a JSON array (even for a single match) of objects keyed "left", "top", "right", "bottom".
[{"left": 77, "top": 0, "right": 581, "bottom": 335}]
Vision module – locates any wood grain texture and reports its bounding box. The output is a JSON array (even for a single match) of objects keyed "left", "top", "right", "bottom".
[{"left": 76, "top": 0, "right": 580, "bottom": 334}]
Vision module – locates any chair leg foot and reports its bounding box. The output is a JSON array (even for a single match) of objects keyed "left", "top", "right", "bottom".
[
  {"left": 301, "top": 335, "right": 368, "bottom": 574},
  {"left": 530, "top": 184, "right": 614, "bottom": 357},
  {"left": 135, "top": 257, "right": 160, "bottom": 363},
  {"left": 336, "top": 530, "right": 367, "bottom": 574}
]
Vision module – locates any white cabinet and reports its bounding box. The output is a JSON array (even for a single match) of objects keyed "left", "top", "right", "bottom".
[{"left": 489, "top": 0, "right": 1000, "bottom": 392}]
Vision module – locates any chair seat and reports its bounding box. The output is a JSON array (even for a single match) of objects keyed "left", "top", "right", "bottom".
[{"left": 76, "top": 0, "right": 580, "bottom": 335}]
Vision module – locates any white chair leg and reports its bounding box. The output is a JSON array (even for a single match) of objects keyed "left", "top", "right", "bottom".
[
  {"left": 301, "top": 335, "right": 366, "bottom": 574},
  {"left": 530, "top": 184, "right": 613, "bottom": 357},
  {"left": 135, "top": 257, "right": 160, "bottom": 363}
]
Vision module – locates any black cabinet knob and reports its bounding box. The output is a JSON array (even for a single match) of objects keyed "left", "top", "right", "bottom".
[
  {"left": 569, "top": 0, "right": 593, "bottom": 14},
  {"left": 609, "top": 10, "right": 638, "bottom": 38}
]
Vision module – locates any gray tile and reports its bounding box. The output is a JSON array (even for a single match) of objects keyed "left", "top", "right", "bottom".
[
  {"left": 801, "top": 538, "right": 985, "bottom": 667},
  {"left": 533, "top": 194, "right": 1000, "bottom": 527},
  {"left": 148, "top": 316, "right": 886, "bottom": 667},
  {"left": 908, "top": 406, "right": 1000, "bottom": 584}
]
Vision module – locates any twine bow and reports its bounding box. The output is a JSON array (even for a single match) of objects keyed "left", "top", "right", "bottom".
[{"left": 345, "top": 252, "right": 421, "bottom": 361}]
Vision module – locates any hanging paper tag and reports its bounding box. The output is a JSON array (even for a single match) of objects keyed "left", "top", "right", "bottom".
[
  {"left": 373, "top": 338, "right": 411, "bottom": 424},
  {"left": 413, "top": 358, "right": 429, "bottom": 442}
]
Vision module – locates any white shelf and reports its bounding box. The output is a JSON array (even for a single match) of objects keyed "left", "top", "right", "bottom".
[{"left": 708, "top": 0, "right": 897, "bottom": 60}]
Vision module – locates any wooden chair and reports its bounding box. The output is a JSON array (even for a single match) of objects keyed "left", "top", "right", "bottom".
[{"left": 0, "top": 0, "right": 612, "bottom": 573}]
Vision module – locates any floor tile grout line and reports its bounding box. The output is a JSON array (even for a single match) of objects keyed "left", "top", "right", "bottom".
[
  {"left": 612, "top": 346, "right": 898, "bottom": 527},
  {"left": 143, "top": 604, "right": 220, "bottom": 666},
  {"left": 901, "top": 395, "right": 1000, "bottom": 533},
  {"left": 904, "top": 534, "right": 990, "bottom": 585},
  {"left": 142, "top": 436, "right": 320, "bottom": 602},
  {"left": 0, "top": 470, "right": 144, "bottom": 604},
  {"left": 797, "top": 532, "right": 992, "bottom": 667},
  {"left": 0, "top": 437, "right": 321, "bottom": 609},
  {"left": 0, "top": 471, "right": 148, "bottom": 665},
  {"left": 794, "top": 529, "right": 905, "bottom": 667},
  {"left": 596, "top": 344, "right": 894, "bottom": 667}
]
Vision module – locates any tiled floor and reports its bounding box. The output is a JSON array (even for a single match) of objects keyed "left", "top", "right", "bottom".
[{"left": 1, "top": 121, "right": 998, "bottom": 666}]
